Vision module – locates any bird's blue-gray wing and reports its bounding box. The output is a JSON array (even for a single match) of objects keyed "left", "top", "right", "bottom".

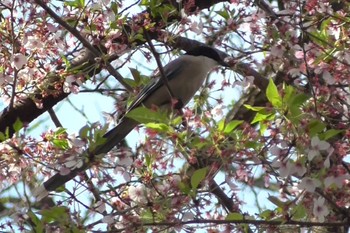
[
  {"left": 126, "top": 57, "right": 186, "bottom": 111},
  {"left": 94, "top": 57, "right": 186, "bottom": 154}
]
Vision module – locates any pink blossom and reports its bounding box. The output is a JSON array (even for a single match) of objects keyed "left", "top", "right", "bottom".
[
  {"left": 324, "top": 174, "right": 350, "bottom": 189},
  {"left": 322, "top": 71, "right": 335, "bottom": 84},
  {"left": 225, "top": 175, "right": 240, "bottom": 191},
  {"left": 115, "top": 148, "right": 133, "bottom": 167},
  {"left": 95, "top": 200, "right": 106, "bottom": 213},
  {"left": 62, "top": 155, "right": 83, "bottom": 170},
  {"left": 294, "top": 50, "right": 304, "bottom": 59},
  {"left": 0, "top": 74, "right": 12, "bottom": 85},
  {"left": 129, "top": 184, "right": 148, "bottom": 204},
  {"left": 63, "top": 75, "right": 82, "bottom": 93},
  {"left": 25, "top": 36, "right": 44, "bottom": 50},
  {"left": 102, "top": 215, "right": 114, "bottom": 224},
  {"left": 293, "top": 161, "right": 307, "bottom": 176},
  {"left": 313, "top": 197, "right": 329, "bottom": 222},
  {"left": 270, "top": 44, "right": 285, "bottom": 58},
  {"left": 233, "top": 76, "right": 254, "bottom": 89},
  {"left": 298, "top": 177, "right": 321, "bottom": 193},
  {"left": 271, "top": 159, "right": 290, "bottom": 178},
  {"left": 324, "top": 146, "right": 334, "bottom": 168},
  {"left": 308, "top": 136, "right": 331, "bottom": 161},
  {"left": 189, "top": 21, "right": 203, "bottom": 35},
  {"left": 182, "top": 211, "right": 194, "bottom": 221},
  {"left": 269, "top": 145, "right": 282, "bottom": 156},
  {"left": 114, "top": 167, "right": 131, "bottom": 182},
  {"left": 11, "top": 53, "right": 27, "bottom": 69},
  {"left": 211, "top": 104, "right": 224, "bottom": 117}
]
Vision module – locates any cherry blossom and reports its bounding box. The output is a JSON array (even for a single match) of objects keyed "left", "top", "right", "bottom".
[
  {"left": 63, "top": 75, "right": 82, "bottom": 93},
  {"left": 128, "top": 184, "right": 148, "bottom": 205},
  {"left": 307, "top": 136, "right": 331, "bottom": 161},
  {"left": 313, "top": 197, "right": 330, "bottom": 222},
  {"left": 324, "top": 174, "right": 350, "bottom": 189},
  {"left": 2, "top": 0, "right": 350, "bottom": 232},
  {"left": 298, "top": 177, "right": 321, "bottom": 193},
  {"left": 94, "top": 200, "right": 106, "bottom": 213},
  {"left": 0, "top": 74, "right": 12, "bottom": 86},
  {"left": 11, "top": 53, "right": 27, "bottom": 69},
  {"left": 25, "top": 36, "right": 44, "bottom": 50}
]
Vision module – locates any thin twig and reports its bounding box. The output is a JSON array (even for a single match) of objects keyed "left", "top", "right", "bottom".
[
  {"left": 48, "top": 108, "right": 62, "bottom": 127},
  {"left": 34, "top": 0, "right": 132, "bottom": 92},
  {"left": 144, "top": 29, "right": 176, "bottom": 100}
]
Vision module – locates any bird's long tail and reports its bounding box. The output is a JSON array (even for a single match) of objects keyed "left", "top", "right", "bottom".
[
  {"left": 35, "top": 118, "right": 138, "bottom": 198},
  {"left": 93, "top": 117, "right": 139, "bottom": 155}
]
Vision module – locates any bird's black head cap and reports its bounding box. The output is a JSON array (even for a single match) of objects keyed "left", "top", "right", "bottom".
[{"left": 185, "top": 46, "right": 228, "bottom": 66}]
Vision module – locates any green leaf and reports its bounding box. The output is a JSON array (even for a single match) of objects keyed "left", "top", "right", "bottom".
[
  {"left": 287, "top": 93, "right": 309, "bottom": 120},
  {"left": 191, "top": 136, "right": 208, "bottom": 149},
  {"left": 320, "top": 129, "right": 343, "bottom": 140},
  {"left": 52, "top": 139, "right": 69, "bottom": 149},
  {"left": 244, "top": 104, "right": 265, "bottom": 112},
  {"left": 41, "top": 206, "right": 68, "bottom": 223},
  {"left": 13, "top": 118, "right": 23, "bottom": 132},
  {"left": 289, "top": 93, "right": 309, "bottom": 107},
  {"left": 215, "top": 10, "right": 230, "bottom": 20},
  {"left": 224, "top": 120, "right": 243, "bottom": 134},
  {"left": 144, "top": 122, "right": 170, "bottom": 132},
  {"left": 0, "top": 132, "right": 6, "bottom": 141},
  {"left": 251, "top": 112, "right": 274, "bottom": 124},
  {"left": 178, "top": 181, "right": 191, "bottom": 195},
  {"left": 126, "top": 107, "right": 168, "bottom": 124},
  {"left": 28, "top": 211, "right": 44, "bottom": 233},
  {"left": 65, "top": 0, "right": 84, "bottom": 8},
  {"left": 122, "top": 78, "right": 137, "bottom": 87},
  {"left": 218, "top": 120, "right": 225, "bottom": 132},
  {"left": 308, "top": 120, "right": 326, "bottom": 136},
  {"left": 292, "top": 204, "right": 306, "bottom": 220},
  {"left": 79, "top": 125, "right": 90, "bottom": 139},
  {"left": 266, "top": 79, "right": 282, "bottom": 108},
  {"left": 111, "top": 2, "right": 118, "bottom": 14},
  {"left": 54, "top": 127, "right": 67, "bottom": 136},
  {"left": 283, "top": 84, "right": 295, "bottom": 103},
  {"left": 259, "top": 209, "right": 274, "bottom": 220},
  {"left": 268, "top": 195, "right": 289, "bottom": 208},
  {"left": 171, "top": 116, "right": 183, "bottom": 126},
  {"left": 191, "top": 167, "right": 208, "bottom": 190},
  {"left": 55, "top": 186, "right": 66, "bottom": 193},
  {"left": 226, "top": 212, "right": 244, "bottom": 220},
  {"left": 145, "top": 154, "right": 151, "bottom": 167},
  {"left": 259, "top": 121, "right": 268, "bottom": 135},
  {"left": 129, "top": 67, "right": 141, "bottom": 83}
]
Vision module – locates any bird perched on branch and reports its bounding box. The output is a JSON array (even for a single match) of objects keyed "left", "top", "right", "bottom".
[{"left": 34, "top": 45, "right": 230, "bottom": 200}]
